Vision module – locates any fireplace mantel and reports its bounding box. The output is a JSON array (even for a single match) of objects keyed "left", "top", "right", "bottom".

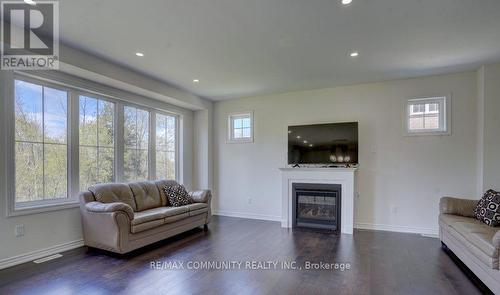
[{"left": 279, "top": 167, "right": 357, "bottom": 234}]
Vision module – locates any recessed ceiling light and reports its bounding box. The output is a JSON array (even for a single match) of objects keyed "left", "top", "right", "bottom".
[
  {"left": 341, "top": 0, "right": 352, "bottom": 5},
  {"left": 135, "top": 52, "right": 144, "bottom": 57},
  {"left": 309, "top": 144, "right": 313, "bottom": 147},
  {"left": 296, "top": 135, "right": 301, "bottom": 139},
  {"left": 193, "top": 79, "right": 200, "bottom": 83},
  {"left": 288, "top": 130, "right": 292, "bottom": 134},
  {"left": 350, "top": 51, "right": 359, "bottom": 57},
  {"left": 303, "top": 140, "right": 308, "bottom": 144},
  {"left": 24, "top": 0, "right": 36, "bottom": 5}
]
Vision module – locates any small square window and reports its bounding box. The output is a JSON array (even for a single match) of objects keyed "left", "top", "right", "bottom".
[
  {"left": 228, "top": 112, "right": 253, "bottom": 143},
  {"left": 404, "top": 96, "right": 450, "bottom": 136}
]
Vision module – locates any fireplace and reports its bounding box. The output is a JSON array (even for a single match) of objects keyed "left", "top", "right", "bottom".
[{"left": 292, "top": 183, "right": 341, "bottom": 231}]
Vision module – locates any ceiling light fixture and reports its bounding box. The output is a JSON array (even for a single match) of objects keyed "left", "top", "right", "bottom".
[
  {"left": 341, "top": 0, "right": 352, "bottom": 5},
  {"left": 193, "top": 79, "right": 200, "bottom": 83},
  {"left": 24, "top": 0, "right": 36, "bottom": 5},
  {"left": 350, "top": 51, "right": 359, "bottom": 57},
  {"left": 296, "top": 135, "right": 301, "bottom": 139},
  {"left": 309, "top": 144, "right": 313, "bottom": 147},
  {"left": 303, "top": 140, "right": 308, "bottom": 144},
  {"left": 135, "top": 52, "right": 144, "bottom": 57}
]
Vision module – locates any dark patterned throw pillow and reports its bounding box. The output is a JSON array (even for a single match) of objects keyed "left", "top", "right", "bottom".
[
  {"left": 475, "top": 189, "right": 500, "bottom": 227},
  {"left": 163, "top": 184, "right": 192, "bottom": 207}
]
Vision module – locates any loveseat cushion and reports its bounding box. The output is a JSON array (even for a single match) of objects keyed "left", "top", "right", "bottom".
[
  {"left": 439, "top": 214, "right": 481, "bottom": 227},
  {"left": 154, "top": 180, "right": 179, "bottom": 206},
  {"left": 440, "top": 214, "right": 500, "bottom": 269},
  {"left": 89, "top": 183, "right": 137, "bottom": 211},
  {"left": 130, "top": 181, "right": 162, "bottom": 211},
  {"left": 450, "top": 221, "right": 499, "bottom": 259},
  {"left": 131, "top": 206, "right": 189, "bottom": 225}
]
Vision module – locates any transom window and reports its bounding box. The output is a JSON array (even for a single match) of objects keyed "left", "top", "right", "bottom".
[
  {"left": 228, "top": 112, "right": 253, "bottom": 143},
  {"left": 14, "top": 80, "right": 69, "bottom": 204},
  {"left": 405, "top": 96, "right": 450, "bottom": 135}
]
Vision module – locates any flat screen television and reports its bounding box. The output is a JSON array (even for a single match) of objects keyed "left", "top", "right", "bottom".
[{"left": 288, "top": 122, "right": 358, "bottom": 165}]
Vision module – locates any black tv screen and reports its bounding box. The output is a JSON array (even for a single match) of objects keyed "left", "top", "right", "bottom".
[{"left": 288, "top": 122, "right": 358, "bottom": 165}]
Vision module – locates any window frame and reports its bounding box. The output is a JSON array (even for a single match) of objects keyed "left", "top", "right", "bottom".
[
  {"left": 7, "top": 75, "right": 78, "bottom": 216},
  {"left": 122, "top": 104, "right": 151, "bottom": 182},
  {"left": 77, "top": 93, "right": 118, "bottom": 190},
  {"left": 5, "top": 72, "right": 182, "bottom": 217},
  {"left": 227, "top": 111, "right": 254, "bottom": 143},
  {"left": 153, "top": 111, "right": 180, "bottom": 181},
  {"left": 403, "top": 95, "right": 451, "bottom": 136}
]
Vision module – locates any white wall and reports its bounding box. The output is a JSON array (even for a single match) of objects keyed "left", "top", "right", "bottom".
[
  {"left": 479, "top": 63, "right": 500, "bottom": 191},
  {"left": 214, "top": 71, "right": 479, "bottom": 234},
  {"left": 0, "top": 47, "right": 212, "bottom": 266},
  {"left": 193, "top": 100, "right": 214, "bottom": 190}
]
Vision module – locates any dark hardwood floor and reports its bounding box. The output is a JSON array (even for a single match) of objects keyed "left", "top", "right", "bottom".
[{"left": 0, "top": 216, "right": 488, "bottom": 295}]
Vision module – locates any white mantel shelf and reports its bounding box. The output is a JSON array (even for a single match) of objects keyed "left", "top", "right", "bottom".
[
  {"left": 279, "top": 167, "right": 357, "bottom": 172},
  {"left": 279, "top": 167, "right": 357, "bottom": 234}
]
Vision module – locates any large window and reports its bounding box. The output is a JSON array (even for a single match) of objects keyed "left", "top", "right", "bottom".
[
  {"left": 79, "top": 95, "right": 115, "bottom": 190},
  {"left": 124, "top": 106, "right": 150, "bottom": 182},
  {"left": 9, "top": 75, "right": 180, "bottom": 215},
  {"left": 14, "top": 80, "right": 68, "bottom": 204},
  {"left": 156, "top": 113, "right": 177, "bottom": 180}
]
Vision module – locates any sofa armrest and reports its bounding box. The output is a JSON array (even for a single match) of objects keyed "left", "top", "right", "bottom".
[
  {"left": 189, "top": 190, "right": 212, "bottom": 204},
  {"left": 439, "top": 197, "right": 478, "bottom": 217},
  {"left": 85, "top": 201, "right": 134, "bottom": 220},
  {"left": 493, "top": 231, "right": 500, "bottom": 249}
]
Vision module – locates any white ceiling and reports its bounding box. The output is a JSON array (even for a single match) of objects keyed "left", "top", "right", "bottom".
[{"left": 58, "top": 0, "right": 500, "bottom": 100}]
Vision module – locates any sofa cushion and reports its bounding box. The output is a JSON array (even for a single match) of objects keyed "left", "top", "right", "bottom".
[
  {"left": 475, "top": 189, "right": 500, "bottom": 227},
  {"left": 154, "top": 180, "right": 179, "bottom": 206},
  {"left": 89, "top": 183, "right": 137, "bottom": 211},
  {"left": 189, "top": 208, "right": 209, "bottom": 217},
  {"left": 132, "top": 206, "right": 189, "bottom": 225},
  {"left": 163, "top": 184, "right": 192, "bottom": 206},
  {"left": 164, "top": 212, "right": 190, "bottom": 224},
  {"left": 131, "top": 220, "right": 165, "bottom": 234},
  {"left": 187, "top": 203, "right": 208, "bottom": 211},
  {"left": 129, "top": 181, "right": 162, "bottom": 211}
]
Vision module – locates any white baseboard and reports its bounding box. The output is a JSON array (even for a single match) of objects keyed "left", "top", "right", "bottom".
[
  {"left": 214, "top": 211, "right": 281, "bottom": 222},
  {"left": 0, "top": 239, "right": 84, "bottom": 270},
  {"left": 355, "top": 222, "right": 439, "bottom": 237}
]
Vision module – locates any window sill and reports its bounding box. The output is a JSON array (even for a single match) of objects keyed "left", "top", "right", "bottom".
[
  {"left": 404, "top": 130, "right": 451, "bottom": 137},
  {"left": 227, "top": 138, "right": 254, "bottom": 144},
  {"left": 7, "top": 201, "right": 80, "bottom": 217}
]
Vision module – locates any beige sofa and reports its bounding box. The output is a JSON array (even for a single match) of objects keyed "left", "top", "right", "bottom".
[
  {"left": 439, "top": 197, "right": 500, "bottom": 293},
  {"left": 79, "top": 180, "right": 211, "bottom": 254}
]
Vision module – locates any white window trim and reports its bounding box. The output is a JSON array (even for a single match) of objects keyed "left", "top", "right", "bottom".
[
  {"left": 153, "top": 111, "right": 180, "bottom": 181},
  {"left": 403, "top": 95, "right": 451, "bottom": 136},
  {"left": 6, "top": 75, "right": 79, "bottom": 217},
  {"left": 227, "top": 111, "right": 254, "bottom": 143},
  {"left": 5, "top": 71, "right": 182, "bottom": 217}
]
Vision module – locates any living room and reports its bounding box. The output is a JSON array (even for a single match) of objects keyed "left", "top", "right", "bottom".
[{"left": 1, "top": 0, "right": 500, "bottom": 294}]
